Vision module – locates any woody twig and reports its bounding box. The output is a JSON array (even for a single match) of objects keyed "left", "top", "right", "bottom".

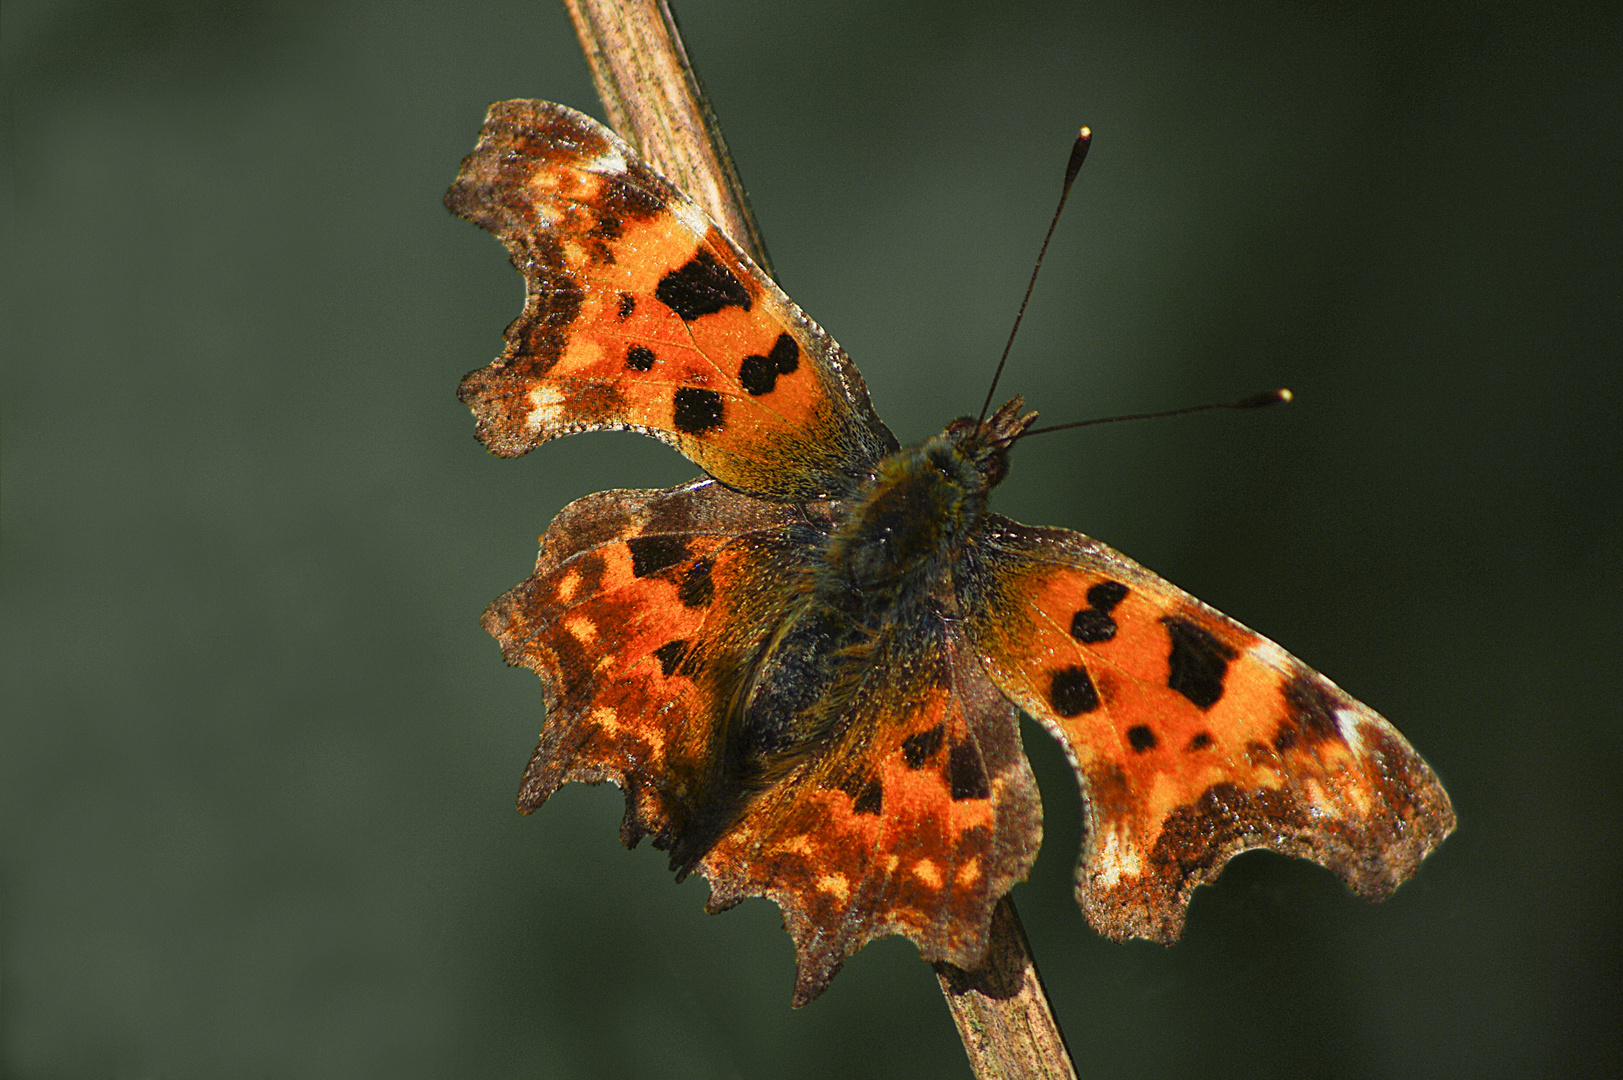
[{"left": 557, "top": 2, "right": 1079, "bottom": 1077}]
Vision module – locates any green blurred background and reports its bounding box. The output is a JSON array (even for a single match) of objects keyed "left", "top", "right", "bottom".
[{"left": 4, "top": 1, "right": 1618, "bottom": 1076}]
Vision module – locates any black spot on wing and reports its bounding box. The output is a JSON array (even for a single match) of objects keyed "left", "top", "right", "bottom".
[
  {"left": 1162, "top": 616, "right": 1237, "bottom": 710},
  {"left": 947, "top": 740, "right": 989, "bottom": 800},
  {"left": 627, "top": 535, "right": 688, "bottom": 577},
  {"left": 1127, "top": 725, "right": 1157, "bottom": 752},
  {"left": 655, "top": 249, "right": 752, "bottom": 321},
  {"left": 652, "top": 639, "right": 689, "bottom": 677},
  {"left": 616, "top": 291, "right": 636, "bottom": 320},
  {"left": 737, "top": 356, "right": 776, "bottom": 396},
  {"left": 1049, "top": 665, "right": 1100, "bottom": 717},
  {"left": 625, "top": 344, "right": 655, "bottom": 371},
  {"left": 902, "top": 724, "right": 945, "bottom": 769},
  {"left": 738, "top": 333, "right": 800, "bottom": 396},
  {"left": 1088, "top": 581, "right": 1129, "bottom": 611},
  {"left": 770, "top": 333, "right": 798, "bottom": 368},
  {"left": 836, "top": 768, "right": 884, "bottom": 815},
  {"left": 1070, "top": 609, "right": 1116, "bottom": 644},
  {"left": 1071, "top": 580, "right": 1129, "bottom": 643},
  {"left": 672, "top": 387, "right": 724, "bottom": 434},
  {"left": 1186, "top": 731, "right": 1213, "bottom": 751},
  {"left": 678, "top": 558, "right": 715, "bottom": 608}
]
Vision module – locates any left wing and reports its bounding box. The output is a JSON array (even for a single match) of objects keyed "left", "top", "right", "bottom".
[
  {"left": 446, "top": 101, "right": 897, "bottom": 501},
  {"left": 956, "top": 515, "right": 1455, "bottom": 942}
]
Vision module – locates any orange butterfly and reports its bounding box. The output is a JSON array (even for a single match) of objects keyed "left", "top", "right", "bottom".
[{"left": 447, "top": 100, "right": 1454, "bottom": 1006}]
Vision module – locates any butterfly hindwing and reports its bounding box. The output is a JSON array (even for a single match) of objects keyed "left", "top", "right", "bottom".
[
  {"left": 446, "top": 101, "right": 897, "bottom": 501},
  {"left": 698, "top": 618, "right": 1040, "bottom": 1006},
  {"left": 959, "top": 515, "right": 1455, "bottom": 942},
  {"left": 487, "top": 479, "right": 807, "bottom": 846}
]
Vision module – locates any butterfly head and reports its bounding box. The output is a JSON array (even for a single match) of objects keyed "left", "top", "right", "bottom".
[{"left": 941, "top": 396, "right": 1038, "bottom": 492}]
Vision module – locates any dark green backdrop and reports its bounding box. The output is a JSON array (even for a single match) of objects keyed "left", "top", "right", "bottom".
[{"left": 4, "top": 1, "right": 1618, "bottom": 1077}]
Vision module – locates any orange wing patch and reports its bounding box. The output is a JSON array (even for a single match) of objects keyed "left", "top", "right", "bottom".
[
  {"left": 488, "top": 480, "right": 805, "bottom": 845},
  {"left": 446, "top": 101, "right": 895, "bottom": 501},
  {"left": 961, "top": 516, "right": 1455, "bottom": 942},
  {"left": 698, "top": 623, "right": 1040, "bottom": 1005}
]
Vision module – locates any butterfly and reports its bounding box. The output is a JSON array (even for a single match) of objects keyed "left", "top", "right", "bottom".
[{"left": 446, "top": 100, "right": 1455, "bottom": 1006}]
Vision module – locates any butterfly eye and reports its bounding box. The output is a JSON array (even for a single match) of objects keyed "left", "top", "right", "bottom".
[{"left": 971, "top": 448, "right": 1008, "bottom": 489}]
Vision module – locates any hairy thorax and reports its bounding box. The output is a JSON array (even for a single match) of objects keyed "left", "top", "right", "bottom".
[
  {"left": 824, "top": 435, "right": 988, "bottom": 604},
  {"left": 734, "top": 428, "right": 1004, "bottom": 776}
]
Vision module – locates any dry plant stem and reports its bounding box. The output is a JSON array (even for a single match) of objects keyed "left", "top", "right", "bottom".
[
  {"left": 563, "top": 0, "right": 774, "bottom": 274},
  {"left": 559, "top": 2, "right": 1079, "bottom": 1077},
  {"left": 934, "top": 897, "right": 1080, "bottom": 1080}
]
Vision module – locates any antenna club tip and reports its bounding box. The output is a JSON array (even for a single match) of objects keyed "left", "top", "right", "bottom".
[
  {"left": 1063, "top": 128, "right": 1093, "bottom": 187},
  {"left": 1232, "top": 387, "right": 1292, "bottom": 409}
]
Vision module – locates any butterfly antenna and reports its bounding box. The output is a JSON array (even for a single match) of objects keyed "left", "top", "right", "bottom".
[
  {"left": 976, "top": 127, "right": 1093, "bottom": 430},
  {"left": 1004, "top": 388, "right": 1293, "bottom": 446}
]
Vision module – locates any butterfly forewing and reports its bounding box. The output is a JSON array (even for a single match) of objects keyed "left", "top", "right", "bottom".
[
  {"left": 958, "top": 515, "right": 1455, "bottom": 941},
  {"left": 447, "top": 101, "right": 896, "bottom": 501}
]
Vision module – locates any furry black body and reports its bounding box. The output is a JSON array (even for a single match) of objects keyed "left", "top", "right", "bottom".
[{"left": 714, "top": 402, "right": 1036, "bottom": 829}]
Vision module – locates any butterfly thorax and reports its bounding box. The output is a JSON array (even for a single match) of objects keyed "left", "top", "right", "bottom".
[
  {"left": 728, "top": 400, "right": 1035, "bottom": 792},
  {"left": 822, "top": 445, "right": 975, "bottom": 598},
  {"left": 824, "top": 397, "right": 1033, "bottom": 596}
]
